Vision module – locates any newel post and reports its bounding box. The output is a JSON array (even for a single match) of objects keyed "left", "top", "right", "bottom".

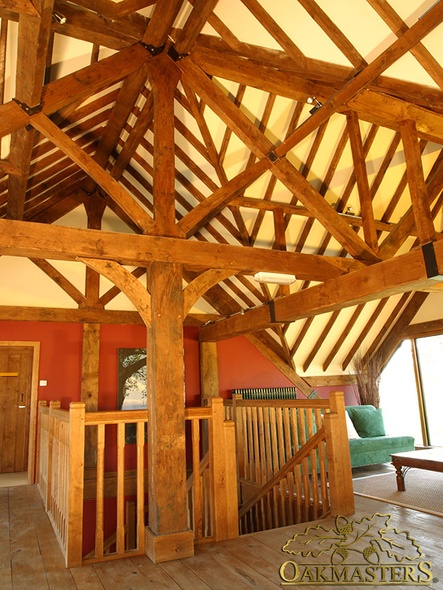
[
  {"left": 210, "top": 397, "right": 239, "bottom": 541},
  {"left": 66, "top": 402, "right": 85, "bottom": 568},
  {"left": 324, "top": 391, "right": 355, "bottom": 516}
]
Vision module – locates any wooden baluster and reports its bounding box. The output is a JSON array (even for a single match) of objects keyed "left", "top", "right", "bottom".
[
  {"left": 116, "top": 422, "right": 125, "bottom": 554},
  {"left": 95, "top": 423, "right": 105, "bottom": 559},
  {"left": 66, "top": 402, "right": 85, "bottom": 568},
  {"left": 191, "top": 419, "right": 202, "bottom": 541},
  {"left": 136, "top": 419, "right": 146, "bottom": 553},
  {"left": 47, "top": 401, "right": 61, "bottom": 512}
]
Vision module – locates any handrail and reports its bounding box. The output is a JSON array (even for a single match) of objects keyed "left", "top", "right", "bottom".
[
  {"left": 226, "top": 391, "right": 354, "bottom": 534},
  {"left": 36, "top": 396, "right": 239, "bottom": 567},
  {"left": 238, "top": 428, "right": 326, "bottom": 518}
]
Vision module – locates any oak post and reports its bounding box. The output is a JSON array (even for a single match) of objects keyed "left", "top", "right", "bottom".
[
  {"left": 200, "top": 341, "right": 220, "bottom": 405},
  {"left": 145, "top": 261, "right": 194, "bottom": 563},
  {"left": 199, "top": 340, "right": 219, "bottom": 453},
  {"left": 325, "top": 391, "right": 354, "bottom": 516},
  {"left": 66, "top": 401, "right": 85, "bottom": 568},
  {"left": 210, "top": 397, "right": 239, "bottom": 541},
  {"left": 81, "top": 323, "right": 100, "bottom": 467}
]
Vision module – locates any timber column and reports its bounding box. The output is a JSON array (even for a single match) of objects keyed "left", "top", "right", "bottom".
[{"left": 145, "top": 261, "right": 194, "bottom": 562}]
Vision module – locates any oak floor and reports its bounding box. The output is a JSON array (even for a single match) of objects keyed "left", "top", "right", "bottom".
[{"left": 1, "top": 481, "right": 442, "bottom": 590}]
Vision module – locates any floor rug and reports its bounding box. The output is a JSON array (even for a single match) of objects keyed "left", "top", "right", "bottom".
[{"left": 352, "top": 469, "right": 443, "bottom": 517}]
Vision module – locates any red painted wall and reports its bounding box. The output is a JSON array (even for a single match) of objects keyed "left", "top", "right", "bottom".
[{"left": 0, "top": 321, "right": 355, "bottom": 406}]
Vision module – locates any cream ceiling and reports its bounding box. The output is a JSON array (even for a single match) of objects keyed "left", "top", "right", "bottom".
[{"left": 1, "top": 0, "right": 443, "bottom": 386}]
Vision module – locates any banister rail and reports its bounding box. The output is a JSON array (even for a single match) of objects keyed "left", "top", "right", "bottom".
[
  {"left": 36, "top": 397, "right": 238, "bottom": 567},
  {"left": 224, "top": 391, "right": 354, "bottom": 534}
]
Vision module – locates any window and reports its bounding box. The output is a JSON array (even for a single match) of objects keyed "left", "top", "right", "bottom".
[{"left": 379, "top": 335, "right": 443, "bottom": 447}]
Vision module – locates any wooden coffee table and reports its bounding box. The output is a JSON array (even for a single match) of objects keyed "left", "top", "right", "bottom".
[{"left": 391, "top": 448, "right": 443, "bottom": 491}]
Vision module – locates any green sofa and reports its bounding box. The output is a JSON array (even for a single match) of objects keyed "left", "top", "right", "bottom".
[{"left": 345, "top": 405, "right": 415, "bottom": 468}]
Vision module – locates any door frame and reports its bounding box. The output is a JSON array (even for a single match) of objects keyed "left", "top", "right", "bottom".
[{"left": 0, "top": 341, "right": 40, "bottom": 483}]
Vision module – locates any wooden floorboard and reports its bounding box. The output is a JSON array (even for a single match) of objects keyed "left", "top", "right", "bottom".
[{"left": 2, "top": 484, "right": 442, "bottom": 589}]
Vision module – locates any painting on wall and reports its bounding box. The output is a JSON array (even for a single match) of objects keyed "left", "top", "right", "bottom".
[{"left": 118, "top": 348, "right": 147, "bottom": 443}]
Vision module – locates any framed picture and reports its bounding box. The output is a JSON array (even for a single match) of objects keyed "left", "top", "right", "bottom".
[{"left": 118, "top": 348, "right": 147, "bottom": 443}]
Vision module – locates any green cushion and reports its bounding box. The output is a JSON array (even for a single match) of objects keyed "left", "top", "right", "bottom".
[
  {"left": 348, "top": 435, "right": 415, "bottom": 467},
  {"left": 349, "top": 406, "right": 386, "bottom": 438}
]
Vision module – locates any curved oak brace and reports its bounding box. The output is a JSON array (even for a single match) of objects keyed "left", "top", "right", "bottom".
[
  {"left": 183, "top": 268, "right": 234, "bottom": 318},
  {"left": 78, "top": 257, "right": 151, "bottom": 327}
]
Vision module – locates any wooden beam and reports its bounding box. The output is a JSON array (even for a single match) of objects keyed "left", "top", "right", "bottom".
[
  {"left": 174, "top": 0, "right": 219, "bottom": 55},
  {"left": 377, "top": 291, "right": 429, "bottom": 367},
  {"left": 1, "top": 0, "right": 39, "bottom": 16},
  {"left": 0, "top": 305, "right": 144, "bottom": 324},
  {"left": 6, "top": 0, "right": 53, "bottom": 219},
  {"left": 230, "top": 195, "right": 409, "bottom": 235},
  {"left": 183, "top": 269, "right": 234, "bottom": 318},
  {"left": 52, "top": 1, "right": 147, "bottom": 49},
  {"left": 83, "top": 64, "right": 149, "bottom": 194},
  {"left": 0, "top": 218, "right": 359, "bottom": 280},
  {"left": 246, "top": 332, "right": 315, "bottom": 398},
  {"left": 194, "top": 43, "right": 443, "bottom": 144},
  {"left": 379, "top": 154, "right": 443, "bottom": 259},
  {"left": 366, "top": 0, "right": 443, "bottom": 90},
  {"left": 142, "top": 0, "right": 182, "bottom": 48},
  {"left": 0, "top": 43, "right": 151, "bottom": 141},
  {"left": 199, "top": 341, "right": 219, "bottom": 404},
  {"left": 271, "top": 0, "right": 443, "bottom": 158},
  {"left": 30, "top": 258, "right": 87, "bottom": 306},
  {"left": 199, "top": 240, "right": 443, "bottom": 341},
  {"left": 146, "top": 53, "right": 181, "bottom": 236},
  {"left": 29, "top": 112, "right": 156, "bottom": 234},
  {"left": 79, "top": 258, "right": 151, "bottom": 326},
  {"left": 177, "top": 159, "right": 270, "bottom": 238},
  {"left": 72, "top": 0, "right": 154, "bottom": 20},
  {"left": 346, "top": 111, "right": 378, "bottom": 252},
  {"left": 178, "top": 58, "right": 380, "bottom": 263},
  {"left": 82, "top": 323, "right": 100, "bottom": 467},
  {"left": 42, "top": 42, "right": 150, "bottom": 114},
  {"left": 145, "top": 261, "right": 194, "bottom": 562},
  {"left": 400, "top": 119, "right": 436, "bottom": 244}
]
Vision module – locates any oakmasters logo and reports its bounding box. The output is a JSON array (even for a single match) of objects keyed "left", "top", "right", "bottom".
[{"left": 279, "top": 513, "right": 434, "bottom": 586}]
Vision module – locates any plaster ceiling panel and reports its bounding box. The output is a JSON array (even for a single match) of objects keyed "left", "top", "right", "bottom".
[
  {"left": 382, "top": 52, "right": 440, "bottom": 87},
  {"left": 2, "top": 20, "right": 17, "bottom": 102},
  {"left": 54, "top": 206, "right": 88, "bottom": 229},
  {"left": 411, "top": 291, "right": 443, "bottom": 324},
  {"left": 50, "top": 34, "right": 93, "bottom": 81},
  {"left": 259, "top": 0, "right": 353, "bottom": 65},
  {"left": 0, "top": 257, "right": 79, "bottom": 308},
  {"left": 212, "top": 1, "right": 282, "bottom": 51}
]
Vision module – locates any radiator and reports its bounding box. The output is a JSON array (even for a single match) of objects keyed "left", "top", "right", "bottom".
[{"left": 231, "top": 387, "right": 297, "bottom": 400}]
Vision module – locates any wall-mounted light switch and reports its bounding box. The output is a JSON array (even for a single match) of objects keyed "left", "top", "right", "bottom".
[{"left": 39, "top": 379, "right": 48, "bottom": 386}]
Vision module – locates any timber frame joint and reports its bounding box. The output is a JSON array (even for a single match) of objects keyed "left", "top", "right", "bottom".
[
  {"left": 13, "top": 98, "right": 43, "bottom": 116},
  {"left": 140, "top": 42, "right": 165, "bottom": 57},
  {"left": 167, "top": 45, "right": 188, "bottom": 61},
  {"left": 266, "top": 150, "right": 279, "bottom": 163},
  {"left": 421, "top": 241, "right": 443, "bottom": 280}
]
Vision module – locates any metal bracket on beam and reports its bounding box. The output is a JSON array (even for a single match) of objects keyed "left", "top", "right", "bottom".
[
  {"left": 140, "top": 42, "right": 165, "bottom": 56},
  {"left": 307, "top": 390, "right": 320, "bottom": 399},
  {"left": 167, "top": 45, "right": 188, "bottom": 61},
  {"left": 268, "top": 299, "right": 277, "bottom": 323},
  {"left": 266, "top": 150, "right": 279, "bottom": 163},
  {"left": 13, "top": 98, "right": 42, "bottom": 115},
  {"left": 422, "top": 241, "right": 443, "bottom": 280}
]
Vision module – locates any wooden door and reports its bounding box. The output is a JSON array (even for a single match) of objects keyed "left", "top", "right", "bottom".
[{"left": 0, "top": 347, "right": 33, "bottom": 473}]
